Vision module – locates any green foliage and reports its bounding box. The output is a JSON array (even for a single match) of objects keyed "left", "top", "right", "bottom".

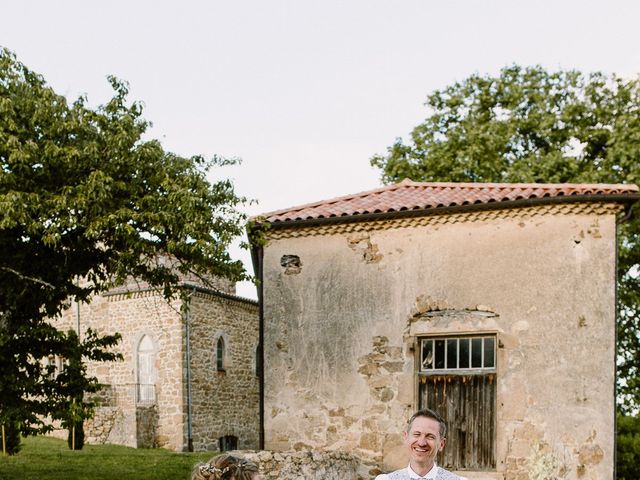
[
  {"left": 0, "top": 436, "right": 213, "bottom": 480},
  {"left": 371, "top": 64, "right": 640, "bottom": 412},
  {"left": 0, "top": 48, "right": 248, "bottom": 438},
  {"left": 617, "top": 413, "right": 640, "bottom": 479},
  {"left": 372, "top": 65, "right": 640, "bottom": 185}
]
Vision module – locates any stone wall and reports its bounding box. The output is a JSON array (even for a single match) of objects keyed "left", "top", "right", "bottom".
[
  {"left": 136, "top": 405, "right": 159, "bottom": 448},
  {"left": 85, "top": 407, "right": 122, "bottom": 444},
  {"left": 54, "top": 290, "right": 185, "bottom": 448},
  {"left": 239, "top": 450, "right": 359, "bottom": 480},
  {"left": 261, "top": 204, "right": 619, "bottom": 480},
  {"left": 189, "top": 291, "right": 260, "bottom": 451},
  {"left": 53, "top": 282, "right": 258, "bottom": 453}
]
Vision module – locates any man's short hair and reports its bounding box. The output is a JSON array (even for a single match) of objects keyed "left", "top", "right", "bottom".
[{"left": 406, "top": 408, "right": 447, "bottom": 438}]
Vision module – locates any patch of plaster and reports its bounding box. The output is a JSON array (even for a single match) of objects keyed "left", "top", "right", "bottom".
[
  {"left": 292, "top": 441, "right": 313, "bottom": 451},
  {"left": 511, "top": 320, "right": 530, "bottom": 333},
  {"left": 587, "top": 219, "right": 602, "bottom": 239},
  {"left": 508, "top": 349, "right": 525, "bottom": 370},
  {"left": 576, "top": 430, "right": 604, "bottom": 471},
  {"left": 347, "top": 232, "right": 383, "bottom": 264}
]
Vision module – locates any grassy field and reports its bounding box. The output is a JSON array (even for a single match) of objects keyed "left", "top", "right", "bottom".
[{"left": 0, "top": 436, "right": 214, "bottom": 480}]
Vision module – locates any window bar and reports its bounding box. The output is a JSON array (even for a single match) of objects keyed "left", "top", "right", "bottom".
[
  {"left": 430, "top": 339, "right": 434, "bottom": 370},
  {"left": 421, "top": 340, "right": 425, "bottom": 371},
  {"left": 444, "top": 338, "right": 448, "bottom": 369}
]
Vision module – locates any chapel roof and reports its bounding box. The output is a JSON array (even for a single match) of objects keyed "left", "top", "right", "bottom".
[{"left": 255, "top": 179, "right": 640, "bottom": 227}]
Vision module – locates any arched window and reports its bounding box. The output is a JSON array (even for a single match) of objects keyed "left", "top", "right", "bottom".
[
  {"left": 216, "top": 336, "right": 226, "bottom": 372},
  {"left": 137, "top": 335, "right": 156, "bottom": 404}
]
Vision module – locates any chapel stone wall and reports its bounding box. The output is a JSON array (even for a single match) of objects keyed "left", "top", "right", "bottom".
[
  {"left": 56, "top": 290, "right": 186, "bottom": 449},
  {"left": 189, "top": 292, "right": 260, "bottom": 451},
  {"left": 53, "top": 283, "right": 258, "bottom": 453}
]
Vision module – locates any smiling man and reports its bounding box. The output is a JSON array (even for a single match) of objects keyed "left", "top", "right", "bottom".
[{"left": 375, "top": 409, "right": 465, "bottom": 480}]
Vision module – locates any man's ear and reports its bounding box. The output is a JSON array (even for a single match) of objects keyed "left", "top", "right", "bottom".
[
  {"left": 439, "top": 437, "right": 447, "bottom": 450},
  {"left": 403, "top": 430, "right": 408, "bottom": 442}
]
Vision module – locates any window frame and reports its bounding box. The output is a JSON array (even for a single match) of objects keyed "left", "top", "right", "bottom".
[
  {"left": 136, "top": 334, "right": 156, "bottom": 405},
  {"left": 420, "top": 335, "right": 496, "bottom": 374},
  {"left": 216, "top": 336, "right": 226, "bottom": 372}
]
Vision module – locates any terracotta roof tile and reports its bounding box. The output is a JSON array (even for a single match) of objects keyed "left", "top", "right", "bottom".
[{"left": 257, "top": 179, "right": 639, "bottom": 225}]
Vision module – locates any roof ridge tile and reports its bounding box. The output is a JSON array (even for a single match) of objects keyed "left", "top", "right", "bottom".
[{"left": 254, "top": 181, "right": 639, "bottom": 224}]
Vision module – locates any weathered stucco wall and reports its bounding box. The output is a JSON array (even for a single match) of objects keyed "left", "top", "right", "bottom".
[{"left": 262, "top": 204, "right": 619, "bottom": 480}]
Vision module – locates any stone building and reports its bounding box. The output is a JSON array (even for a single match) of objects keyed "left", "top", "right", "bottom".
[
  {"left": 54, "top": 276, "right": 259, "bottom": 452},
  {"left": 250, "top": 180, "right": 639, "bottom": 480}
]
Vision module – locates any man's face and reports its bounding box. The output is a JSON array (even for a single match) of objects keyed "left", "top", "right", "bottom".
[{"left": 403, "top": 416, "right": 446, "bottom": 470}]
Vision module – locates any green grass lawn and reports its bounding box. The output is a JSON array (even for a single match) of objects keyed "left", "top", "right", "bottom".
[{"left": 0, "top": 436, "right": 214, "bottom": 480}]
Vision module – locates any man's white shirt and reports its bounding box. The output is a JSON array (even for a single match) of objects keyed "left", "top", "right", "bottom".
[
  {"left": 375, "top": 463, "right": 439, "bottom": 479},
  {"left": 374, "top": 464, "right": 468, "bottom": 480}
]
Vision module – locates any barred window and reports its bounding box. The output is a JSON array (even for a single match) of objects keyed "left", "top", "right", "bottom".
[{"left": 421, "top": 336, "right": 495, "bottom": 372}]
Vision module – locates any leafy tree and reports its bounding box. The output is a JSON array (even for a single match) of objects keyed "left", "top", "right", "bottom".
[
  {"left": 371, "top": 65, "right": 640, "bottom": 412},
  {"left": 0, "top": 48, "right": 248, "bottom": 445},
  {"left": 617, "top": 413, "right": 640, "bottom": 479}
]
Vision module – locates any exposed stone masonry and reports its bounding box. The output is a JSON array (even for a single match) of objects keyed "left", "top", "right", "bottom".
[
  {"left": 52, "top": 280, "right": 258, "bottom": 453},
  {"left": 189, "top": 292, "right": 260, "bottom": 451},
  {"left": 240, "top": 450, "right": 359, "bottom": 480}
]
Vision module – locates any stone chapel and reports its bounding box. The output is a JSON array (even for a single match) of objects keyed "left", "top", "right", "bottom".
[{"left": 53, "top": 275, "right": 259, "bottom": 452}]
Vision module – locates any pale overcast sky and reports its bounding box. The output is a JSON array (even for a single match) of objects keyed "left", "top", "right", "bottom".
[{"left": 3, "top": 0, "right": 640, "bottom": 298}]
